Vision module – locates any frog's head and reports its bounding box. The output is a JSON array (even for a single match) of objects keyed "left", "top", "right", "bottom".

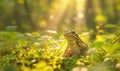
[{"left": 64, "top": 30, "right": 79, "bottom": 42}]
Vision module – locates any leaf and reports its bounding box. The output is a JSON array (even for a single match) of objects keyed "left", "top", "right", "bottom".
[
  {"left": 6, "top": 26, "right": 17, "bottom": 31},
  {"left": 94, "top": 41, "right": 104, "bottom": 48},
  {"left": 4, "top": 66, "right": 17, "bottom": 71},
  {"left": 104, "top": 24, "right": 117, "bottom": 28},
  {"left": 7, "top": 54, "right": 16, "bottom": 60}
]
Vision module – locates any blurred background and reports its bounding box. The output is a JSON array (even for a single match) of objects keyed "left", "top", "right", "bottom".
[{"left": 0, "top": 0, "right": 120, "bottom": 40}]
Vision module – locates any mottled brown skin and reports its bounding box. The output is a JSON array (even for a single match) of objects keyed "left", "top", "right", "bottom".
[{"left": 64, "top": 31, "right": 88, "bottom": 56}]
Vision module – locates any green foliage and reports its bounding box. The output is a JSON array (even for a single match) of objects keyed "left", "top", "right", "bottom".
[
  {"left": 105, "top": 24, "right": 118, "bottom": 28},
  {"left": 0, "top": 31, "right": 120, "bottom": 71}
]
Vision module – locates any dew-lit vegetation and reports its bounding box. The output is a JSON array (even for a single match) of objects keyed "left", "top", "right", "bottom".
[{"left": 0, "top": 0, "right": 120, "bottom": 71}]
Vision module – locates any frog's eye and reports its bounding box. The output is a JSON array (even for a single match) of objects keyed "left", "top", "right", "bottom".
[{"left": 71, "top": 31, "right": 75, "bottom": 33}]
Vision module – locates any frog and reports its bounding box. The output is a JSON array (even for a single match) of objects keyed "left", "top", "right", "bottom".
[{"left": 64, "top": 30, "right": 88, "bottom": 56}]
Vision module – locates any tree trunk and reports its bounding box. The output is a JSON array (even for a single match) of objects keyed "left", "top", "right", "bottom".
[
  {"left": 84, "top": 0, "right": 97, "bottom": 40},
  {"left": 24, "top": 0, "right": 37, "bottom": 31}
]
